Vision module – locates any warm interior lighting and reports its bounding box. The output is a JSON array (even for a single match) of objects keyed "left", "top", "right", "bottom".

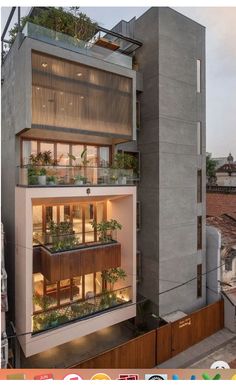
[
  {"left": 36, "top": 87, "right": 40, "bottom": 91},
  {"left": 41, "top": 62, "right": 48, "bottom": 68},
  {"left": 80, "top": 96, "right": 84, "bottom": 100},
  {"left": 42, "top": 104, "right": 46, "bottom": 108},
  {"left": 76, "top": 72, "right": 82, "bottom": 77}
]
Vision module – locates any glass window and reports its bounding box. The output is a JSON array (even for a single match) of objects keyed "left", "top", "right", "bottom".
[
  {"left": 197, "top": 122, "right": 202, "bottom": 155},
  {"left": 72, "top": 205, "right": 83, "bottom": 237},
  {"left": 59, "top": 279, "right": 71, "bottom": 305},
  {"left": 197, "top": 216, "right": 202, "bottom": 250},
  {"left": 33, "top": 206, "right": 43, "bottom": 239},
  {"left": 71, "top": 145, "right": 85, "bottom": 165},
  {"left": 40, "top": 142, "right": 54, "bottom": 157},
  {"left": 197, "top": 170, "right": 202, "bottom": 203},
  {"left": 87, "top": 146, "right": 98, "bottom": 166},
  {"left": 96, "top": 203, "right": 104, "bottom": 224},
  {"left": 73, "top": 276, "right": 83, "bottom": 300},
  {"left": 46, "top": 206, "right": 57, "bottom": 230},
  {"left": 84, "top": 273, "right": 95, "bottom": 298},
  {"left": 57, "top": 143, "right": 70, "bottom": 165},
  {"left": 59, "top": 205, "right": 70, "bottom": 222},
  {"left": 22, "top": 140, "right": 37, "bottom": 165},
  {"left": 95, "top": 272, "right": 103, "bottom": 295},
  {"left": 197, "top": 59, "right": 201, "bottom": 93},
  {"left": 99, "top": 147, "right": 110, "bottom": 167},
  {"left": 33, "top": 273, "right": 44, "bottom": 312},
  {"left": 197, "top": 264, "right": 202, "bottom": 298},
  {"left": 85, "top": 204, "right": 95, "bottom": 243}
]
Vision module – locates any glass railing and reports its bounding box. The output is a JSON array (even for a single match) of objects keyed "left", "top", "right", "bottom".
[
  {"left": 22, "top": 22, "right": 132, "bottom": 69},
  {"left": 33, "top": 230, "right": 118, "bottom": 253},
  {"left": 32, "top": 285, "right": 132, "bottom": 334},
  {"left": 17, "top": 165, "right": 138, "bottom": 186}
]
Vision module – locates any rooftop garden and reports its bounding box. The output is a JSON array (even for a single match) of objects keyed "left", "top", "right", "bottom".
[{"left": 9, "top": 7, "right": 98, "bottom": 46}]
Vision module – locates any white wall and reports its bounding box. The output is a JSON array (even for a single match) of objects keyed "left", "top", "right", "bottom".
[
  {"left": 15, "top": 186, "right": 136, "bottom": 357},
  {"left": 206, "top": 226, "right": 221, "bottom": 304}
]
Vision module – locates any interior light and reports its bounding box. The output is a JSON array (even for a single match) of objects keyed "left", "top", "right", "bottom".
[
  {"left": 69, "top": 102, "right": 73, "bottom": 106},
  {"left": 41, "top": 62, "right": 48, "bottom": 68},
  {"left": 76, "top": 72, "right": 82, "bottom": 77},
  {"left": 61, "top": 107, "right": 65, "bottom": 111},
  {"left": 36, "top": 87, "right": 40, "bottom": 91},
  {"left": 80, "top": 96, "right": 84, "bottom": 100},
  {"left": 42, "top": 104, "right": 46, "bottom": 108},
  {"left": 60, "top": 91, "right": 64, "bottom": 95}
]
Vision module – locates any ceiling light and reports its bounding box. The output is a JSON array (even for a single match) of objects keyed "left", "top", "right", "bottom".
[
  {"left": 76, "top": 72, "right": 82, "bottom": 77},
  {"left": 41, "top": 62, "right": 48, "bottom": 68},
  {"left": 69, "top": 102, "right": 73, "bottom": 106},
  {"left": 80, "top": 96, "right": 84, "bottom": 100},
  {"left": 42, "top": 104, "right": 46, "bottom": 108},
  {"left": 60, "top": 91, "right": 64, "bottom": 95},
  {"left": 36, "top": 87, "right": 40, "bottom": 91}
]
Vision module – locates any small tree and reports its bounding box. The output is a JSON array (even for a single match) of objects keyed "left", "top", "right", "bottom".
[
  {"left": 102, "top": 268, "right": 127, "bottom": 292},
  {"left": 206, "top": 154, "right": 218, "bottom": 184},
  {"left": 91, "top": 219, "right": 122, "bottom": 242}
]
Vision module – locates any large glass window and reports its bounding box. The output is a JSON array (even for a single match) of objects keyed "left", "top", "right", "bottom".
[
  {"left": 31, "top": 51, "right": 133, "bottom": 137},
  {"left": 85, "top": 204, "right": 95, "bottom": 243},
  {"left": 40, "top": 142, "right": 54, "bottom": 157},
  {"left": 57, "top": 143, "right": 70, "bottom": 165},
  {"left": 197, "top": 216, "right": 202, "bottom": 250}
]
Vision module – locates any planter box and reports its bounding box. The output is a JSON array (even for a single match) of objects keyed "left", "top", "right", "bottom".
[{"left": 34, "top": 242, "right": 121, "bottom": 282}]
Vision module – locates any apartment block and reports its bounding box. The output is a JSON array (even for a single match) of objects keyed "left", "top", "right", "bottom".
[{"left": 1, "top": 6, "right": 206, "bottom": 365}]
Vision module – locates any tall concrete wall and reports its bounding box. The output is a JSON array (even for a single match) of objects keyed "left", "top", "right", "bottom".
[{"left": 134, "top": 7, "right": 206, "bottom": 315}]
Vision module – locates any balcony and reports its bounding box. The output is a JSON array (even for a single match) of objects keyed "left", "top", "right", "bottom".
[
  {"left": 22, "top": 22, "right": 132, "bottom": 69},
  {"left": 17, "top": 165, "right": 138, "bottom": 187},
  {"left": 32, "top": 285, "right": 132, "bottom": 334},
  {"left": 33, "top": 236, "right": 122, "bottom": 282}
]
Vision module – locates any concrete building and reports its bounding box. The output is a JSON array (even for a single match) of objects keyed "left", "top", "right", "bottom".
[{"left": 1, "top": 6, "right": 206, "bottom": 365}]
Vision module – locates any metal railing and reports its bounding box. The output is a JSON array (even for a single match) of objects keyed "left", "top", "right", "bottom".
[
  {"left": 17, "top": 165, "right": 138, "bottom": 187},
  {"left": 32, "top": 285, "right": 132, "bottom": 334},
  {"left": 22, "top": 22, "right": 132, "bottom": 69}
]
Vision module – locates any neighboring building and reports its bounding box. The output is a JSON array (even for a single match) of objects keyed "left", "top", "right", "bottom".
[
  {"left": 1, "top": 224, "right": 8, "bottom": 368},
  {"left": 207, "top": 186, "right": 236, "bottom": 216},
  {"left": 215, "top": 153, "right": 236, "bottom": 187},
  {"left": 1, "top": 7, "right": 206, "bottom": 365}
]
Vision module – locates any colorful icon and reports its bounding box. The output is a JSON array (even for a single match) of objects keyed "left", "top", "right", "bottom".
[
  {"left": 172, "top": 374, "right": 196, "bottom": 380},
  {"left": 210, "top": 360, "right": 230, "bottom": 369},
  {"left": 118, "top": 374, "right": 139, "bottom": 380},
  {"left": 231, "top": 375, "right": 236, "bottom": 380},
  {"left": 202, "top": 373, "right": 221, "bottom": 380},
  {"left": 90, "top": 373, "right": 111, "bottom": 380},
  {"left": 63, "top": 374, "right": 83, "bottom": 380},
  {"left": 34, "top": 374, "right": 54, "bottom": 380},
  {"left": 6, "top": 374, "right": 26, "bottom": 380},
  {"left": 145, "top": 374, "right": 168, "bottom": 380}
]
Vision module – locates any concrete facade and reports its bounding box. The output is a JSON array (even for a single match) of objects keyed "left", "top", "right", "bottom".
[{"left": 131, "top": 7, "right": 206, "bottom": 315}]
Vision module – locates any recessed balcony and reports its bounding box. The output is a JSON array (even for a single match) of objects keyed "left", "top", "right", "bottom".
[
  {"left": 32, "top": 285, "right": 132, "bottom": 334},
  {"left": 17, "top": 165, "right": 137, "bottom": 187}
]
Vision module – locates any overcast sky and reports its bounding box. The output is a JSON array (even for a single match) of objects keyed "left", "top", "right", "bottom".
[{"left": 1, "top": 6, "right": 236, "bottom": 158}]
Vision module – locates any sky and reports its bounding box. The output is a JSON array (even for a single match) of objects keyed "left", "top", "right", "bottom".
[{"left": 1, "top": 6, "right": 236, "bottom": 158}]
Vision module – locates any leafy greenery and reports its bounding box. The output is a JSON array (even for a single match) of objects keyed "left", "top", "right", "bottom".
[
  {"left": 9, "top": 7, "right": 98, "bottom": 46},
  {"left": 206, "top": 154, "right": 218, "bottom": 184},
  {"left": 91, "top": 219, "right": 122, "bottom": 242},
  {"left": 33, "top": 292, "right": 55, "bottom": 311},
  {"left": 29, "top": 150, "right": 60, "bottom": 166},
  {"left": 47, "top": 175, "right": 57, "bottom": 184},
  {"left": 113, "top": 152, "right": 138, "bottom": 172},
  {"left": 101, "top": 267, "right": 126, "bottom": 291}
]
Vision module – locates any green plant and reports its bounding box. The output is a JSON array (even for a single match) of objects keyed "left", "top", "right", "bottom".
[
  {"left": 113, "top": 152, "right": 138, "bottom": 172},
  {"left": 39, "top": 167, "right": 47, "bottom": 176},
  {"left": 33, "top": 293, "right": 55, "bottom": 311},
  {"left": 206, "top": 154, "right": 218, "bottom": 184},
  {"left": 28, "top": 165, "right": 39, "bottom": 185},
  {"left": 91, "top": 219, "right": 122, "bottom": 243},
  {"left": 48, "top": 220, "right": 73, "bottom": 236},
  {"left": 101, "top": 268, "right": 126, "bottom": 292},
  {"left": 50, "top": 236, "right": 78, "bottom": 252},
  {"left": 9, "top": 7, "right": 98, "bottom": 47},
  {"left": 47, "top": 175, "right": 57, "bottom": 184}
]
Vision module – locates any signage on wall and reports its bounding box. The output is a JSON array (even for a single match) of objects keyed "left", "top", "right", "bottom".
[{"left": 179, "top": 317, "right": 191, "bottom": 328}]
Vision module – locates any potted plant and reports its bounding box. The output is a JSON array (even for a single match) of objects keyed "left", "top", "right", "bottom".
[
  {"left": 112, "top": 152, "right": 138, "bottom": 184},
  {"left": 91, "top": 219, "right": 122, "bottom": 243},
  {"left": 27, "top": 165, "right": 39, "bottom": 185},
  {"left": 38, "top": 167, "right": 47, "bottom": 185},
  {"left": 101, "top": 267, "right": 127, "bottom": 292},
  {"left": 47, "top": 175, "right": 57, "bottom": 185},
  {"left": 74, "top": 175, "right": 85, "bottom": 185}
]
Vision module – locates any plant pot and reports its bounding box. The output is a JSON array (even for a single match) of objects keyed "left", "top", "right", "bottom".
[
  {"left": 48, "top": 181, "right": 56, "bottom": 186},
  {"left": 38, "top": 175, "right": 47, "bottom": 185},
  {"left": 75, "top": 180, "right": 84, "bottom": 185},
  {"left": 118, "top": 176, "right": 127, "bottom": 185}
]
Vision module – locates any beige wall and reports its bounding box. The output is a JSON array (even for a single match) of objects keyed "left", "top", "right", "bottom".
[{"left": 15, "top": 186, "right": 136, "bottom": 357}]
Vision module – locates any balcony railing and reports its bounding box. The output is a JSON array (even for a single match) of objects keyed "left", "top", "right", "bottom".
[
  {"left": 207, "top": 185, "right": 236, "bottom": 194},
  {"left": 17, "top": 165, "right": 138, "bottom": 187},
  {"left": 32, "top": 286, "right": 132, "bottom": 334},
  {"left": 22, "top": 22, "right": 132, "bottom": 69}
]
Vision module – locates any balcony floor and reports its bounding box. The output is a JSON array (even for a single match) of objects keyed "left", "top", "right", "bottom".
[{"left": 20, "top": 321, "right": 135, "bottom": 368}]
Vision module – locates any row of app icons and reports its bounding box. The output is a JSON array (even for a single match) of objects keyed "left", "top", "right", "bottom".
[{"left": 5, "top": 372, "right": 236, "bottom": 380}]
